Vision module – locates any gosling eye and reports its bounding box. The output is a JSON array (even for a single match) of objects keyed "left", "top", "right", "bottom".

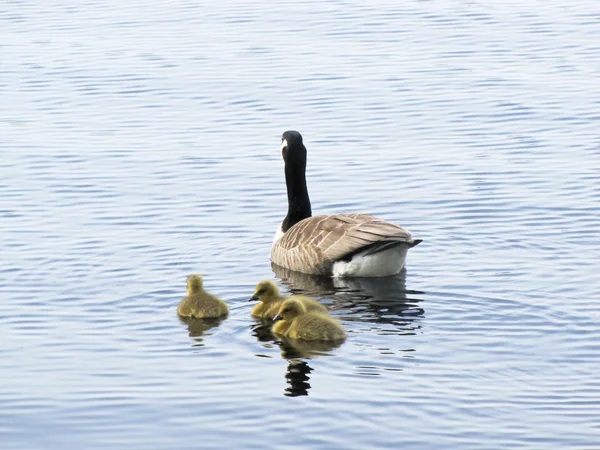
[{"left": 257, "top": 289, "right": 266, "bottom": 295}]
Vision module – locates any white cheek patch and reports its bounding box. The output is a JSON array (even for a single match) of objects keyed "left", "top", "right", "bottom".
[{"left": 280, "top": 139, "right": 288, "bottom": 152}]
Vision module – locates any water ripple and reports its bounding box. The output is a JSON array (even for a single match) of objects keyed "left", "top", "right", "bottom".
[{"left": 2, "top": 0, "right": 600, "bottom": 449}]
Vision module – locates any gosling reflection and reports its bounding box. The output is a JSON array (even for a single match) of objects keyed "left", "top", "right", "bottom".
[
  {"left": 284, "top": 360, "right": 312, "bottom": 397},
  {"left": 279, "top": 335, "right": 346, "bottom": 359},
  {"left": 272, "top": 262, "right": 425, "bottom": 333},
  {"left": 178, "top": 315, "right": 226, "bottom": 346},
  {"left": 278, "top": 337, "right": 345, "bottom": 397},
  {"left": 250, "top": 320, "right": 275, "bottom": 342}
]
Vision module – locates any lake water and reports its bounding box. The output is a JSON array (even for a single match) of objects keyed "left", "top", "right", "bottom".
[{"left": 2, "top": 1, "right": 599, "bottom": 449}]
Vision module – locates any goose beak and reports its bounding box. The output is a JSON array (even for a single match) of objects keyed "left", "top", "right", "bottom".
[
  {"left": 273, "top": 314, "right": 283, "bottom": 322},
  {"left": 249, "top": 294, "right": 259, "bottom": 302}
]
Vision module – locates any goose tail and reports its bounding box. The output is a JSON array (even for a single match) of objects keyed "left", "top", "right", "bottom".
[{"left": 410, "top": 239, "right": 423, "bottom": 248}]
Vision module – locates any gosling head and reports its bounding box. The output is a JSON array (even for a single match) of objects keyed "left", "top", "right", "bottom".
[
  {"left": 273, "top": 298, "right": 307, "bottom": 322},
  {"left": 187, "top": 274, "right": 203, "bottom": 294},
  {"left": 249, "top": 280, "right": 280, "bottom": 303}
]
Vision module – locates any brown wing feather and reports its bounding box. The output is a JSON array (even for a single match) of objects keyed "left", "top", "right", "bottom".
[{"left": 271, "top": 214, "right": 416, "bottom": 274}]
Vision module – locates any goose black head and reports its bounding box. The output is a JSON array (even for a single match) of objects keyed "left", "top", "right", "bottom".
[
  {"left": 281, "top": 130, "right": 306, "bottom": 165},
  {"left": 279, "top": 130, "right": 312, "bottom": 231}
]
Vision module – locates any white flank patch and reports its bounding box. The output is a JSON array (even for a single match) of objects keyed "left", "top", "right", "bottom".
[
  {"left": 332, "top": 245, "right": 409, "bottom": 277},
  {"left": 273, "top": 223, "right": 285, "bottom": 244}
]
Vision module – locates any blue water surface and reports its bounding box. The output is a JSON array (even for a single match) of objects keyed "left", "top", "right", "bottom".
[{"left": 1, "top": 1, "right": 599, "bottom": 449}]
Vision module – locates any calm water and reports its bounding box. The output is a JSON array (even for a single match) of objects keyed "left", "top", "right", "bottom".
[{"left": 2, "top": 1, "right": 600, "bottom": 449}]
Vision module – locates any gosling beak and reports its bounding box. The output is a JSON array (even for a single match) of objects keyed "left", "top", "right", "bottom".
[
  {"left": 248, "top": 294, "right": 259, "bottom": 302},
  {"left": 273, "top": 314, "right": 283, "bottom": 322}
]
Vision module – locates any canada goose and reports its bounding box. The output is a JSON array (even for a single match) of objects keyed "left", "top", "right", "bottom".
[
  {"left": 271, "top": 130, "right": 422, "bottom": 277},
  {"left": 177, "top": 275, "right": 228, "bottom": 319},
  {"left": 272, "top": 298, "right": 346, "bottom": 341},
  {"left": 249, "top": 279, "right": 328, "bottom": 320}
]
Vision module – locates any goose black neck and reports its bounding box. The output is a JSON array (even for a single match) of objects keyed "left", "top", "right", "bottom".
[{"left": 282, "top": 158, "right": 312, "bottom": 232}]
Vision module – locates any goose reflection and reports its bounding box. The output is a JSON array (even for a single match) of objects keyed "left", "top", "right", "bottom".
[
  {"left": 178, "top": 315, "right": 226, "bottom": 346},
  {"left": 271, "top": 262, "right": 425, "bottom": 334}
]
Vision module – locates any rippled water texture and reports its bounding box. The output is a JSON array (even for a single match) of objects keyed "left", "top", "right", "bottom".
[{"left": 2, "top": 1, "right": 600, "bottom": 449}]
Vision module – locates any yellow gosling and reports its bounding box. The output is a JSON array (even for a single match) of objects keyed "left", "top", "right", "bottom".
[
  {"left": 249, "top": 280, "right": 327, "bottom": 319},
  {"left": 294, "top": 295, "right": 328, "bottom": 316},
  {"left": 177, "top": 275, "right": 228, "bottom": 319},
  {"left": 272, "top": 298, "right": 346, "bottom": 341}
]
